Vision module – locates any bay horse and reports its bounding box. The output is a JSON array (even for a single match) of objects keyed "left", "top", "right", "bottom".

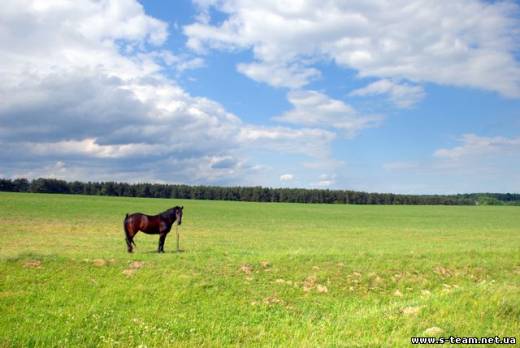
[{"left": 124, "top": 206, "right": 183, "bottom": 253}]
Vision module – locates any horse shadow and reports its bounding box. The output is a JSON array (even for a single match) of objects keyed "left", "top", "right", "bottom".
[{"left": 142, "top": 249, "right": 186, "bottom": 254}]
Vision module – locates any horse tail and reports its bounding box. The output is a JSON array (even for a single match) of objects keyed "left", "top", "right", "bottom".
[{"left": 124, "top": 214, "right": 136, "bottom": 251}]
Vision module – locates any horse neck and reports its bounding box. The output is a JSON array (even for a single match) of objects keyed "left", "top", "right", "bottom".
[{"left": 161, "top": 209, "right": 177, "bottom": 225}]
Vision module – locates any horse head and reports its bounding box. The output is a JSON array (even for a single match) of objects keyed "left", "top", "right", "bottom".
[{"left": 174, "top": 206, "right": 183, "bottom": 225}]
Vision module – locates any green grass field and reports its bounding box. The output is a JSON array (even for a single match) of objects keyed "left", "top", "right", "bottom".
[{"left": 1, "top": 192, "right": 519, "bottom": 347}]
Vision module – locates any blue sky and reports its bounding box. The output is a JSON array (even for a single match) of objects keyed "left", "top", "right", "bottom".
[{"left": 0, "top": 0, "right": 519, "bottom": 193}]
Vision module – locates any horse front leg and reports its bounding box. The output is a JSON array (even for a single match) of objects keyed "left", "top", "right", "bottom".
[{"left": 158, "top": 233, "right": 167, "bottom": 253}]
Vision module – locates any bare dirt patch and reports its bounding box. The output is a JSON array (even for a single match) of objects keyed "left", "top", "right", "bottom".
[
  {"left": 303, "top": 275, "right": 317, "bottom": 292},
  {"left": 316, "top": 284, "right": 328, "bottom": 293},
  {"left": 239, "top": 264, "right": 253, "bottom": 274},
  {"left": 401, "top": 306, "right": 422, "bottom": 316},
  {"left": 23, "top": 260, "right": 42, "bottom": 269},
  {"left": 263, "top": 295, "right": 284, "bottom": 306},
  {"left": 129, "top": 261, "right": 144, "bottom": 269},
  {"left": 122, "top": 261, "right": 145, "bottom": 277},
  {"left": 274, "top": 279, "right": 294, "bottom": 286},
  {"left": 122, "top": 269, "right": 136, "bottom": 277},
  {"left": 92, "top": 259, "right": 107, "bottom": 267},
  {"left": 434, "top": 266, "right": 453, "bottom": 277},
  {"left": 259, "top": 260, "right": 270, "bottom": 268},
  {"left": 370, "top": 274, "right": 384, "bottom": 288},
  {"left": 424, "top": 327, "right": 444, "bottom": 336},
  {"left": 302, "top": 275, "right": 328, "bottom": 294}
]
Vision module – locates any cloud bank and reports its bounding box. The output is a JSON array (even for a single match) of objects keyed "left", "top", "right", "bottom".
[
  {"left": 0, "top": 0, "right": 336, "bottom": 185},
  {"left": 186, "top": 0, "right": 520, "bottom": 97}
]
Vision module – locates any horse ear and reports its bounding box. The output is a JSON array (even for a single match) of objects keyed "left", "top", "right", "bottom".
[{"left": 181, "top": 206, "right": 184, "bottom": 209}]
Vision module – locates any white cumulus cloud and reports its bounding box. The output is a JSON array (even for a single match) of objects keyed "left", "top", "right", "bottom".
[
  {"left": 349, "top": 79, "right": 425, "bottom": 108},
  {"left": 280, "top": 174, "right": 294, "bottom": 181},
  {"left": 237, "top": 62, "right": 320, "bottom": 89},
  {"left": 185, "top": 0, "right": 520, "bottom": 97},
  {"left": 274, "top": 90, "right": 382, "bottom": 137},
  {"left": 434, "top": 134, "right": 520, "bottom": 160},
  {"left": 0, "top": 0, "right": 338, "bottom": 185}
]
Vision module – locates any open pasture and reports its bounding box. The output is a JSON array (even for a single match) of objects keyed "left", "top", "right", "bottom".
[{"left": 0, "top": 192, "right": 519, "bottom": 346}]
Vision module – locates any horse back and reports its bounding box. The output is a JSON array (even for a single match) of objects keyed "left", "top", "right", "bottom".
[{"left": 126, "top": 213, "right": 162, "bottom": 234}]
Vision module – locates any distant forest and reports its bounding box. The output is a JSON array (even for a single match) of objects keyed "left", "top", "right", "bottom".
[{"left": 1, "top": 177, "right": 519, "bottom": 206}]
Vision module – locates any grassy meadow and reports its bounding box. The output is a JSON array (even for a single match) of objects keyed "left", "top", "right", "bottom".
[{"left": 0, "top": 192, "right": 519, "bottom": 347}]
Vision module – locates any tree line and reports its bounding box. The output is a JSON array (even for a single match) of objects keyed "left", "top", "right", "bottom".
[{"left": 0, "top": 177, "right": 519, "bottom": 205}]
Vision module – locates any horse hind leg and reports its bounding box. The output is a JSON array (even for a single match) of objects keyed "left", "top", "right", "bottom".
[
  {"left": 126, "top": 236, "right": 134, "bottom": 253},
  {"left": 124, "top": 222, "right": 137, "bottom": 253},
  {"left": 129, "top": 230, "right": 138, "bottom": 252}
]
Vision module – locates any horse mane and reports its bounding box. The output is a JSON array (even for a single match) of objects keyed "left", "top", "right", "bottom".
[{"left": 159, "top": 206, "right": 181, "bottom": 220}]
